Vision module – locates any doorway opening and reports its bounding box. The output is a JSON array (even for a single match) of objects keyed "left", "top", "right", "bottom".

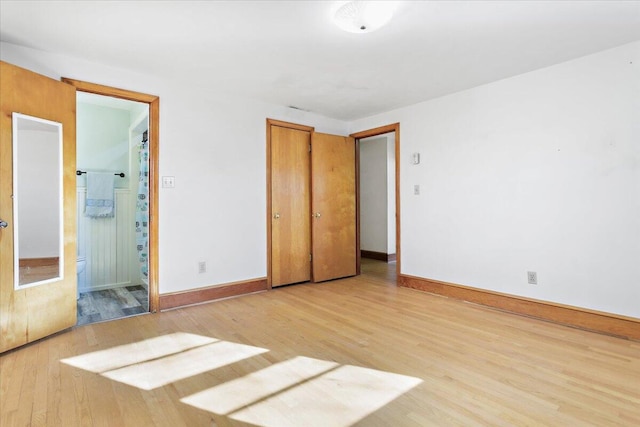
[
  {"left": 358, "top": 132, "right": 396, "bottom": 265},
  {"left": 75, "top": 92, "right": 148, "bottom": 325},
  {"left": 351, "top": 123, "right": 400, "bottom": 280},
  {"left": 63, "top": 78, "right": 160, "bottom": 324}
]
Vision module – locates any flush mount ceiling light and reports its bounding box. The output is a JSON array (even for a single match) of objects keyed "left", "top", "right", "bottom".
[{"left": 333, "top": 1, "right": 396, "bottom": 34}]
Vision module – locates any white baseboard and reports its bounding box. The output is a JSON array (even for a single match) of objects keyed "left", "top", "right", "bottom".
[{"left": 78, "top": 281, "right": 133, "bottom": 294}]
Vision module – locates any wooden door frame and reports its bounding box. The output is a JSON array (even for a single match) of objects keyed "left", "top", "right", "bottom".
[
  {"left": 266, "top": 119, "right": 314, "bottom": 289},
  {"left": 62, "top": 78, "right": 160, "bottom": 313},
  {"left": 350, "top": 123, "right": 401, "bottom": 281}
]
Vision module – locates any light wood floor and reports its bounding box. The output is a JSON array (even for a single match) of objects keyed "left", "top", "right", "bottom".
[{"left": 1, "top": 259, "right": 638, "bottom": 426}]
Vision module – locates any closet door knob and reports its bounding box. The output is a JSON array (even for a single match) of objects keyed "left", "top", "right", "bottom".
[
  {"left": 0, "top": 220, "right": 8, "bottom": 229},
  {"left": 273, "top": 213, "right": 280, "bottom": 219},
  {"left": 313, "top": 212, "right": 321, "bottom": 218}
]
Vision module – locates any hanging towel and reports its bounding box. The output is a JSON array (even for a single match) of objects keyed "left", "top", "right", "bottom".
[{"left": 85, "top": 172, "right": 115, "bottom": 218}]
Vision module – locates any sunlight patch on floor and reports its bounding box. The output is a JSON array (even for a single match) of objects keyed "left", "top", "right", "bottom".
[
  {"left": 62, "top": 333, "right": 422, "bottom": 425},
  {"left": 181, "top": 356, "right": 339, "bottom": 414},
  {"left": 102, "top": 340, "right": 268, "bottom": 390},
  {"left": 61, "top": 332, "right": 218, "bottom": 373},
  {"left": 182, "top": 357, "right": 422, "bottom": 427}
]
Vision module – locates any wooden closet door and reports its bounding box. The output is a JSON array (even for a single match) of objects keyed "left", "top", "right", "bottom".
[
  {"left": 270, "top": 126, "right": 311, "bottom": 287},
  {"left": 311, "top": 132, "right": 356, "bottom": 282}
]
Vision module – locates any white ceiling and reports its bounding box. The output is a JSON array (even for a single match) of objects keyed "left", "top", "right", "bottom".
[{"left": 1, "top": 1, "right": 639, "bottom": 120}]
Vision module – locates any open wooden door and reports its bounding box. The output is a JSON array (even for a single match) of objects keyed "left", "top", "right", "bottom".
[
  {"left": 311, "top": 132, "right": 357, "bottom": 282},
  {"left": 0, "top": 61, "right": 77, "bottom": 353}
]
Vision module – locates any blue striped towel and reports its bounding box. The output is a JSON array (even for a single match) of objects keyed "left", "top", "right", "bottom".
[{"left": 85, "top": 172, "right": 115, "bottom": 218}]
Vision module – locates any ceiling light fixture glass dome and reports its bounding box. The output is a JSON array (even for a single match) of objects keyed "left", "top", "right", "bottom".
[{"left": 333, "top": 1, "right": 397, "bottom": 34}]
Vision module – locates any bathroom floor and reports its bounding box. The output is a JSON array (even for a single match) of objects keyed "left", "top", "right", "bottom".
[{"left": 76, "top": 285, "right": 149, "bottom": 326}]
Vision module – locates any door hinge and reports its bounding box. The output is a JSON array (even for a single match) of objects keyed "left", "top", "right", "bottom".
[
  {"left": 310, "top": 253, "right": 312, "bottom": 262},
  {"left": 309, "top": 143, "right": 312, "bottom": 152}
]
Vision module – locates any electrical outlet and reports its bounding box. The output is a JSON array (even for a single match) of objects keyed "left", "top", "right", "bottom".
[
  {"left": 162, "top": 176, "right": 175, "bottom": 188},
  {"left": 414, "top": 184, "right": 420, "bottom": 195},
  {"left": 527, "top": 271, "right": 537, "bottom": 285},
  {"left": 198, "top": 261, "right": 206, "bottom": 274}
]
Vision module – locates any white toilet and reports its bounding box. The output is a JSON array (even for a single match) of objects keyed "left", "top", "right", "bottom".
[{"left": 77, "top": 256, "right": 86, "bottom": 299}]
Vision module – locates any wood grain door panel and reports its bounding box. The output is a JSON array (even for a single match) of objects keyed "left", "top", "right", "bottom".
[
  {"left": 311, "top": 132, "right": 356, "bottom": 282},
  {"left": 270, "top": 126, "right": 311, "bottom": 287},
  {"left": 0, "top": 61, "right": 77, "bottom": 353}
]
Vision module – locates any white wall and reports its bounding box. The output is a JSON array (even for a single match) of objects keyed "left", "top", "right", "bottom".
[
  {"left": 76, "top": 102, "right": 131, "bottom": 189},
  {"left": 360, "top": 136, "right": 388, "bottom": 253},
  {"left": 351, "top": 41, "right": 640, "bottom": 318},
  {"left": 1, "top": 42, "right": 349, "bottom": 294}
]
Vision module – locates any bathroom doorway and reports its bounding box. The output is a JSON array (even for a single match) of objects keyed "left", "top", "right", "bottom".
[{"left": 74, "top": 92, "right": 150, "bottom": 325}]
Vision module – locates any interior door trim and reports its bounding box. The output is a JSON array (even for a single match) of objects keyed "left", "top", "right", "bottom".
[
  {"left": 350, "top": 123, "right": 401, "bottom": 281},
  {"left": 61, "top": 78, "right": 160, "bottom": 313},
  {"left": 266, "top": 119, "right": 314, "bottom": 288}
]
